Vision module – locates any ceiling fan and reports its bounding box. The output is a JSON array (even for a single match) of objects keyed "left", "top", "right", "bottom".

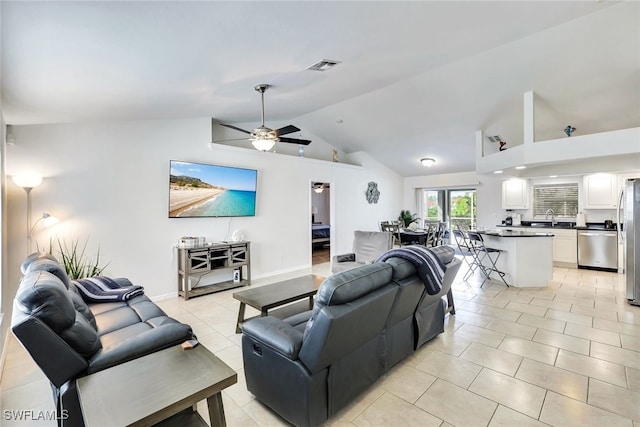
[{"left": 215, "top": 84, "right": 311, "bottom": 151}]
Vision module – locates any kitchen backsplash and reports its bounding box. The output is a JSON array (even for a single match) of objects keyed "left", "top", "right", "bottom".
[{"left": 503, "top": 209, "right": 616, "bottom": 224}]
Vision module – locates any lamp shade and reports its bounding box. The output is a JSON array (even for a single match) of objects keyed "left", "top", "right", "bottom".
[
  {"left": 12, "top": 174, "right": 43, "bottom": 188},
  {"left": 42, "top": 213, "right": 60, "bottom": 227},
  {"left": 251, "top": 138, "right": 276, "bottom": 152}
]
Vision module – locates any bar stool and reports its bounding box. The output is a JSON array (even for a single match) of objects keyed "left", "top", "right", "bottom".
[
  {"left": 452, "top": 228, "right": 482, "bottom": 282},
  {"left": 466, "top": 231, "right": 509, "bottom": 287}
]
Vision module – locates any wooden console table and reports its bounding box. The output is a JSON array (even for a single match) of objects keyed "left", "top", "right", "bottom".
[
  {"left": 177, "top": 241, "right": 251, "bottom": 300},
  {"left": 77, "top": 344, "right": 237, "bottom": 427}
]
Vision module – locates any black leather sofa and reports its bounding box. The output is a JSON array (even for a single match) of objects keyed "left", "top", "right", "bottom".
[
  {"left": 11, "top": 253, "right": 194, "bottom": 427},
  {"left": 241, "top": 245, "right": 461, "bottom": 427}
]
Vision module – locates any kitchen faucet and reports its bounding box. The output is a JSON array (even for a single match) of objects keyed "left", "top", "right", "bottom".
[{"left": 545, "top": 209, "right": 556, "bottom": 226}]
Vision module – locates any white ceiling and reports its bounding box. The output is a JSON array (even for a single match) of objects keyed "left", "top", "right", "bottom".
[{"left": 2, "top": 1, "right": 639, "bottom": 177}]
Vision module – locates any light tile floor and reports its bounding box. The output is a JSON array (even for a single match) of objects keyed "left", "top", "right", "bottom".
[{"left": 2, "top": 259, "right": 640, "bottom": 426}]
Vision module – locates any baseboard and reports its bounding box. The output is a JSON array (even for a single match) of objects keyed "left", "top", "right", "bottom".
[
  {"left": 553, "top": 261, "right": 578, "bottom": 269},
  {"left": 150, "top": 292, "right": 179, "bottom": 302},
  {"left": 252, "top": 264, "right": 311, "bottom": 281}
]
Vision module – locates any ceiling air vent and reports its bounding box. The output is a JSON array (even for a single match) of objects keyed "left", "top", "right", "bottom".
[{"left": 306, "top": 59, "right": 341, "bottom": 72}]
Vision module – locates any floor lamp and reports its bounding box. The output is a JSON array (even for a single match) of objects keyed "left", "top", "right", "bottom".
[{"left": 12, "top": 174, "right": 47, "bottom": 254}]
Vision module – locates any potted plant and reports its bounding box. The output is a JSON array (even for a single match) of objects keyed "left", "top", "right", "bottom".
[
  {"left": 39, "top": 237, "right": 109, "bottom": 279},
  {"left": 398, "top": 210, "right": 420, "bottom": 228}
]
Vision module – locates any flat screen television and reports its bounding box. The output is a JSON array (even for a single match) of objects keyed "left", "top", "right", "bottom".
[{"left": 169, "top": 160, "right": 257, "bottom": 218}]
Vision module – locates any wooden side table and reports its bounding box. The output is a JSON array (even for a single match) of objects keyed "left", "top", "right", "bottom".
[{"left": 77, "top": 344, "right": 237, "bottom": 427}]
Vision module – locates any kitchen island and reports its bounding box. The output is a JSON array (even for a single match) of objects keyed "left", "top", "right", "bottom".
[{"left": 477, "top": 229, "right": 554, "bottom": 287}]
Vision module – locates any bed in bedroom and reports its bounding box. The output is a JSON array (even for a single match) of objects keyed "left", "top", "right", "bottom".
[{"left": 312, "top": 224, "right": 331, "bottom": 246}]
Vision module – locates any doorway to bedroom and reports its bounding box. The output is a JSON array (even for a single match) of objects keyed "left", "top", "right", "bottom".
[{"left": 311, "top": 182, "right": 331, "bottom": 265}]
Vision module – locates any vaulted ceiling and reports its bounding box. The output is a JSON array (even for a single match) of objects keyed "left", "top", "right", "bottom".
[{"left": 2, "top": 1, "right": 639, "bottom": 176}]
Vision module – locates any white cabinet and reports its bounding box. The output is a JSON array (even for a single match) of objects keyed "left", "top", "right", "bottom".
[
  {"left": 550, "top": 229, "right": 578, "bottom": 265},
  {"left": 583, "top": 174, "right": 619, "bottom": 209},
  {"left": 502, "top": 179, "right": 529, "bottom": 209}
]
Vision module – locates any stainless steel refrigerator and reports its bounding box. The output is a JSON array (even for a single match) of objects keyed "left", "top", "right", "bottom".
[{"left": 619, "top": 178, "right": 640, "bottom": 306}]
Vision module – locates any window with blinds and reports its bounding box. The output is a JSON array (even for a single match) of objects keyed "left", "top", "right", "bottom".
[{"left": 533, "top": 184, "right": 579, "bottom": 218}]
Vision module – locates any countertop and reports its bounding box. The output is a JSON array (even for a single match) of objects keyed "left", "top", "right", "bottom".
[
  {"left": 497, "top": 221, "right": 619, "bottom": 231},
  {"left": 478, "top": 229, "right": 554, "bottom": 238}
]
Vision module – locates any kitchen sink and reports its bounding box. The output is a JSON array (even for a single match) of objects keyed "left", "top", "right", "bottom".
[
  {"left": 552, "top": 223, "right": 574, "bottom": 229},
  {"left": 527, "top": 222, "right": 551, "bottom": 227}
]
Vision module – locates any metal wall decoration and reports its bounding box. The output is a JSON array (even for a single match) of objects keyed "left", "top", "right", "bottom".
[{"left": 365, "top": 181, "right": 380, "bottom": 204}]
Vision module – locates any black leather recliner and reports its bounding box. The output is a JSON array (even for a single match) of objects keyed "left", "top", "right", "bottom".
[
  {"left": 11, "top": 253, "right": 194, "bottom": 427},
  {"left": 241, "top": 246, "right": 461, "bottom": 427}
]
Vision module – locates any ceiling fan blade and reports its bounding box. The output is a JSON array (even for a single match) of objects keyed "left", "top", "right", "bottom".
[
  {"left": 220, "top": 123, "right": 251, "bottom": 134},
  {"left": 279, "top": 136, "right": 311, "bottom": 145},
  {"left": 275, "top": 125, "right": 301, "bottom": 136}
]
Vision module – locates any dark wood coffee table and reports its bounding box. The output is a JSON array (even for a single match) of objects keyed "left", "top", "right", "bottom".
[
  {"left": 233, "top": 274, "right": 324, "bottom": 333},
  {"left": 77, "top": 344, "right": 237, "bottom": 427}
]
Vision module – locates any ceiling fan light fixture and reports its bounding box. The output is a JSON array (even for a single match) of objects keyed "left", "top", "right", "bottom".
[
  {"left": 420, "top": 158, "right": 436, "bottom": 167},
  {"left": 250, "top": 126, "right": 279, "bottom": 151},
  {"left": 251, "top": 137, "right": 277, "bottom": 152},
  {"left": 217, "top": 84, "right": 311, "bottom": 148}
]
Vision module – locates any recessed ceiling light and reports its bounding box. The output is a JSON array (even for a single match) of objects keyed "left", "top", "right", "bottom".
[
  {"left": 420, "top": 158, "right": 436, "bottom": 167},
  {"left": 494, "top": 170, "right": 503, "bottom": 174},
  {"left": 515, "top": 166, "right": 526, "bottom": 170},
  {"left": 549, "top": 175, "right": 558, "bottom": 178}
]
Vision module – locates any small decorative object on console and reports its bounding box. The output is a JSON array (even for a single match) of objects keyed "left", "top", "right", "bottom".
[{"left": 178, "top": 237, "right": 206, "bottom": 248}]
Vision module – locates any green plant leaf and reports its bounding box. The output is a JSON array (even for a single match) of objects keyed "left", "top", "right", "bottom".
[{"left": 54, "top": 237, "right": 109, "bottom": 279}]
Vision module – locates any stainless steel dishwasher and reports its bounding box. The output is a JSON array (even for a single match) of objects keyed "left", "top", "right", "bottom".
[{"left": 577, "top": 229, "right": 618, "bottom": 271}]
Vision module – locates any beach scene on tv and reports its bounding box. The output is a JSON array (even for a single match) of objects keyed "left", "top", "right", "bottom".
[{"left": 169, "top": 161, "right": 257, "bottom": 217}]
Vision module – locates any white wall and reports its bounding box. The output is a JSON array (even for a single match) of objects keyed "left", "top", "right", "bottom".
[
  {"left": 403, "top": 171, "right": 505, "bottom": 229},
  {"left": 5, "top": 118, "right": 403, "bottom": 302}
]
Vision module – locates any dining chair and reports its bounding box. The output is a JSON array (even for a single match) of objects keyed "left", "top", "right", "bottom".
[
  {"left": 423, "top": 221, "right": 445, "bottom": 247},
  {"left": 466, "top": 231, "right": 509, "bottom": 287},
  {"left": 423, "top": 222, "right": 436, "bottom": 247},
  {"left": 380, "top": 221, "right": 402, "bottom": 247},
  {"left": 433, "top": 222, "right": 446, "bottom": 246}
]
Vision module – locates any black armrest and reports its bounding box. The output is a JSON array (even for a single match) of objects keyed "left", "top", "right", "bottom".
[
  {"left": 242, "top": 317, "right": 304, "bottom": 360},
  {"left": 335, "top": 253, "right": 356, "bottom": 263},
  {"left": 12, "top": 318, "right": 89, "bottom": 388}
]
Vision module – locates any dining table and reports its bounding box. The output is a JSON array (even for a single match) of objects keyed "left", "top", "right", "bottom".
[{"left": 399, "top": 229, "right": 430, "bottom": 246}]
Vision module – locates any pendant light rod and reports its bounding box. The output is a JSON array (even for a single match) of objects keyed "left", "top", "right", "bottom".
[{"left": 255, "top": 84, "right": 270, "bottom": 127}]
